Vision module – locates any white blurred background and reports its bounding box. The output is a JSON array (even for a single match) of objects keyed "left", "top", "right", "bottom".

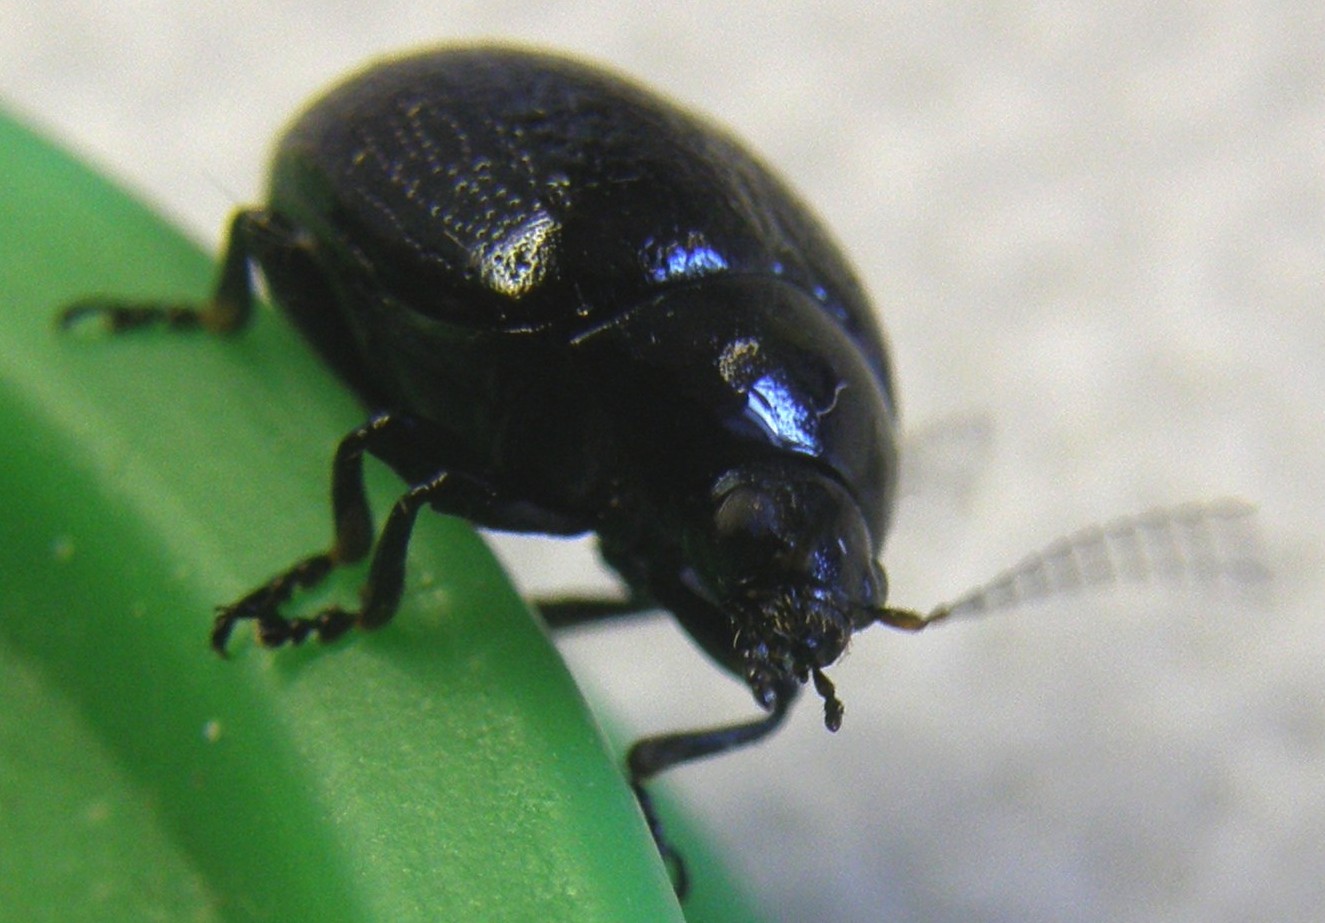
[{"left": 3, "top": 3, "right": 1321, "bottom": 921}]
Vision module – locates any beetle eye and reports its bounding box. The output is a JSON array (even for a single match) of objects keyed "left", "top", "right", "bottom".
[{"left": 713, "top": 485, "right": 782, "bottom": 539}]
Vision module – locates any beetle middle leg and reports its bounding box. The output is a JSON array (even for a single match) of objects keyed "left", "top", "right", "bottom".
[
  {"left": 211, "top": 411, "right": 497, "bottom": 653},
  {"left": 535, "top": 596, "right": 656, "bottom": 629}
]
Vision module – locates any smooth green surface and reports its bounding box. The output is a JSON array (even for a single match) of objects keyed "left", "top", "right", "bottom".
[{"left": 0, "top": 111, "right": 759, "bottom": 922}]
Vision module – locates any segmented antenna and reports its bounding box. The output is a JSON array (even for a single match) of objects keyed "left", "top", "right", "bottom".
[
  {"left": 897, "top": 411, "right": 993, "bottom": 504},
  {"left": 883, "top": 498, "right": 1267, "bottom": 630}
]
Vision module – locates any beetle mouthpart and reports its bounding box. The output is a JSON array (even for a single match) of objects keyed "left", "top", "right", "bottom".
[
  {"left": 737, "top": 641, "right": 780, "bottom": 708},
  {"left": 812, "top": 667, "right": 844, "bottom": 732},
  {"left": 736, "top": 589, "right": 854, "bottom": 708},
  {"left": 751, "top": 674, "right": 781, "bottom": 711},
  {"left": 738, "top": 615, "right": 850, "bottom": 727}
]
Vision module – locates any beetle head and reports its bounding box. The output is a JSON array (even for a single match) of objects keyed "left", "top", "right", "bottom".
[{"left": 689, "top": 462, "right": 888, "bottom": 730}]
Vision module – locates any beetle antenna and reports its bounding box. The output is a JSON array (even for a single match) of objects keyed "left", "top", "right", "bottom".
[{"left": 875, "top": 498, "right": 1267, "bottom": 631}]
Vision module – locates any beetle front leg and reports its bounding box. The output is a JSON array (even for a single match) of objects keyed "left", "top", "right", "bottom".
[{"left": 627, "top": 678, "right": 799, "bottom": 896}]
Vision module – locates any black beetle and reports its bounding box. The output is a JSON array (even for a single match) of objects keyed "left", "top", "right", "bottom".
[{"left": 60, "top": 45, "right": 960, "bottom": 892}]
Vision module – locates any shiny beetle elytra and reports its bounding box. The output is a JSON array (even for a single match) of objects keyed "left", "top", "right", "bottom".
[{"left": 60, "top": 45, "right": 1222, "bottom": 894}]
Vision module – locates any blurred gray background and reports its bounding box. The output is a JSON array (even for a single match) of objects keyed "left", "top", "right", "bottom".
[{"left": 3, "top": 3, "right": 1321, "bottom": 921}]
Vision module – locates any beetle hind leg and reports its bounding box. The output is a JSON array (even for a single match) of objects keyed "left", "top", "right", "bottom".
[{"left": 57, "top": 208, "right": 286, "bottom": 334}]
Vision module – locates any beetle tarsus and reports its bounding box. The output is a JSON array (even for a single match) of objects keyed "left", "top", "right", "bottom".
[
  {"left": 57, "top": 298, "right": 207, "bottom": 333},
  {"left": 257, "top": 606, "right": 356, "bottom": 647},
  {"left": 212, "top": 588, "right": 358, "bottom": 653},
  {"left": 209, "top": 551, "right": 338, "bottom": 654},
  {"left": 630, "top": 780, "right": 689, "bottom": 897}
]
